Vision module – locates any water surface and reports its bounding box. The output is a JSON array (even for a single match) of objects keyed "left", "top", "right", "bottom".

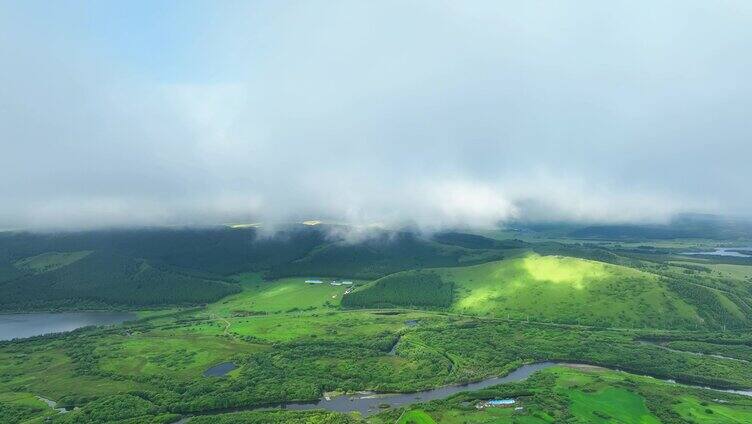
[
  {"left": 204, "top": 362, "right": 237, "bottom": 377},
  {"left": 680, "top": 247, "right": 752, "bottom": 257},
  {"left": 0, "top": 311, "right": 136, "bottom": 341}
]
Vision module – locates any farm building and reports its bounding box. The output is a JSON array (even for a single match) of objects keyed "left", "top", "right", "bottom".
[{"left": 305, "top": 280, "right": 324, "bottom": 284}]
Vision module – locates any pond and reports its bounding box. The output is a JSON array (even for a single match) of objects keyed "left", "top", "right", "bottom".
[
  {"left": 203, "top": 362, "right": 237, "bottom": 377},
  {"left": 0, "top": 311, "right": 137, "bottom": 341}
]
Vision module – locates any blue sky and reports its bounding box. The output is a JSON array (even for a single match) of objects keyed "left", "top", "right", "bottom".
[
  {"left": 5, "top": 0, "right": 225, "bottom": 82},
  {"left": 1, "top": 1, "right": 751, "bottom": 229}
]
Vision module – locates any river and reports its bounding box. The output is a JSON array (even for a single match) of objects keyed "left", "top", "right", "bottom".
[
  {"left": 0, "top": 311, "right": 137, "bottom": 341},
  {"left": 282, "top": 362, "right": 555, "bottom": 416}
]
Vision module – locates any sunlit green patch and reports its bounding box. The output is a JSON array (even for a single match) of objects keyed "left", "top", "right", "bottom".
[
  {"left": 674, "top": 395, "right": 752, "bottom": 423},
  {"left": 404, "top": 402, "right": 551, "bottom": 424},
  {"left": 438, "top": 253, "right": 702, "bottom": 329},
  {"left": 521, "top": 255, "right": 608, "bottom": 289},
  {"left": 397, "top": 409, "right": 438, "bottom": 424},
  {"left": 205, "top": 276, "right": 362, "bottom": 316},
  {"left": 13, "top": 250, "right": 92, "bottom": 273},
  {"left": 569, "top": 387, "right": 659, "bottom": 423}
]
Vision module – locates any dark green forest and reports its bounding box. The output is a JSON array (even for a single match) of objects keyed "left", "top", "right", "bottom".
[{"left": 342, "top": 271, "right": 454, "bottom": 309}]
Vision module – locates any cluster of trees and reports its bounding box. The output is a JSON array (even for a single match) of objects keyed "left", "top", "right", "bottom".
[
  {"left": 342, "top": 271, "right": 454, "bottom": 309},
  {"left": 410, "top": 320, "right": 752, "bottom": 389},
  {"left": 49, "top": 394, "right": 179, "bottom": 424},
  {"left": 665, "top": 278, "right": 748, "bottom": 329},
  {"left": 0, "top": 403, "right": 43, "bottom": 424},
  {"left": 190, "top": 411, "right": 361, "bottom": 424}
]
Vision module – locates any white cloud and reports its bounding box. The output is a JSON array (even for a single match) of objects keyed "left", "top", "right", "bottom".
[{"left": 0, "top": 1, "right": 749, "bottom": 230}]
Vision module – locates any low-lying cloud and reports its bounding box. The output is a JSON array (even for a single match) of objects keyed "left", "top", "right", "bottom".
[{"left": 1, "top": 1, "right": 750, "bottom": 230}]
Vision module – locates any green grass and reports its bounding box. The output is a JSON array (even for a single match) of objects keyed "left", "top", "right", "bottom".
[
  {"left": 206, "top": 276, "right": 359, "bottom": 316},
  {"left": 675, "top": 395, "right": 752, "bottom": 423},
  {"left": 712, "top": 264, "right": 752, "bottom": 280},
  {"left": 437, "top": 253, "right": 703, "bottom": 329},
  {"left": 569, "top": 387, "right": 660, "bottom": 423},
  {"left": 0, "top": 347, "right": 143, "bottom": 405},
  {"left": 397, "top": 409, "right": 437, "bottom": 424},
  {"left": 408, "top": 407, "right": 550, "bottom": 424},
  {"left": 671, "top": 261, "right": 752, "bottom": 281},
  {"left": 225, "top": 310, "right": 428, "bottom": 342},
  {"left": 13, "top": 250, "right": 92, "bottom": 273},
  {"left": 96, "top": 333, "right": 267, "bottom": 379}
]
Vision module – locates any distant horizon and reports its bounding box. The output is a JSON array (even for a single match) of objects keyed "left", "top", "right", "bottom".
[{"left": 2, "top": 211, "right": 751, "bottom": 236}]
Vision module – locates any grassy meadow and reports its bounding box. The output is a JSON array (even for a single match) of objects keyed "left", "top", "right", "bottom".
[{"left": 205, "top": 274, "right": 358, "bottom": 316}]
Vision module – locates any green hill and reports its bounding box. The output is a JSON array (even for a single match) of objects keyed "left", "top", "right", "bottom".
[
  {"left": 346, "top": 253, "right": 729, "bottom": 329},
  {"left": 440, "top": 254, "right": 706, "bottom": 329}
]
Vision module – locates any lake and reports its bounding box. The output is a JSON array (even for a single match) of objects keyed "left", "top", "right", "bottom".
[{"left": 0, "top": 311, "right": 137, "bottom": 341}]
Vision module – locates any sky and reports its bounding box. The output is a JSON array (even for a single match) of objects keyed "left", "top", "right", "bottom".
[{"left": 1, "top": 1, "right": 751, "bottom": 230}]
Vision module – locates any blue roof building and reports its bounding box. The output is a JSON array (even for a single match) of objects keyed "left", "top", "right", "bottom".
[{"left": 488, "top": 399, "right": 516, "bottom": 406}]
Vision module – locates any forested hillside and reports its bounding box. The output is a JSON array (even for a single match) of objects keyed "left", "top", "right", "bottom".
[
  {"left": 267, "top": 231, "right": 506, "bottom": 279},
  {"left": 0, "top": 226, "right": 513, "bottom": 310},
  {"left": 0, "top": 251, "right": 238, "bottom": 311}
]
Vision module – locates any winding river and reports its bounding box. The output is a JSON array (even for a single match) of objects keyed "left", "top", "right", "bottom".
[{"left": 175, "top": 361, "right": 752, "bottom": 422}]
